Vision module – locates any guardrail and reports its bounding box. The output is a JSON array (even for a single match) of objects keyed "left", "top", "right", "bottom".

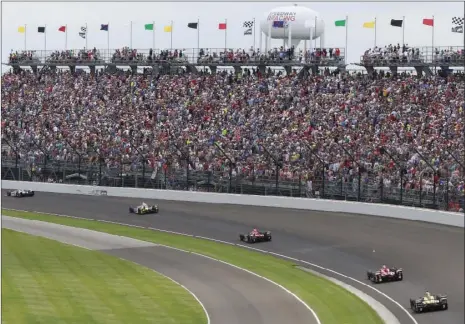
[{"left": 2, "top": 180, "right": 463, "bottom": 227}]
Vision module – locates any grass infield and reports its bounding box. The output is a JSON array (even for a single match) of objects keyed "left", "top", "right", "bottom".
[
  {"left": 3, "top": 209, "right": 384, "bottom": 324},
  {"left": 1, "top": 228, "right": 207, "bottom": 324}
]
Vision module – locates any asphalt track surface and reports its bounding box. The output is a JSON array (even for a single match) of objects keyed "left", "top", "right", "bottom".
[
  {"left": 3, "top": 190, "right": 464, "bottom": 324},
  {"left": 2, "top": 215, "right": 315, "bottom": 324}
]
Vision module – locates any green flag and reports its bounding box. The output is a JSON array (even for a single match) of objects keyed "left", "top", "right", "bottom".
[
  {"left": 335, "top": 19, "right": 346, "bottom": 27},
  {"left": 144, "top": 23, "right": 154, "bottom": 30}
]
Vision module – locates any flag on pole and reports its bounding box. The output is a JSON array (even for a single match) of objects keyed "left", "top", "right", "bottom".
[
  {"left": 218, "top": 23, "right": 227, "bottom": 30},
  {"left": 38, "top": 26, "right": 45, "bottom": 33},
  {"left": 243, "top": 20, "right": 253, "bottom": 35},
  {"left": 423, "top": 18, "right": 434, "bottom": 26},
  {"left": 144, "top": 23, "right": 154, "bottom": 30},
  {"left": 187, "top": 22, "right": 198, "bottom": 29},
  {"left": 334, "top": 19, "right": 346, "bottom": 27},
  {"left": 452, "top": 17, "right": 464, "bottom": 33},
  {"left": 18, "top": 26, "right": 26, "bottom": 33},
  {"left": 79, "top": 26, "right": 86, "bottom": 38},
  {"left": 243, "top": 21, "right": 254, "bottom": 28},
  {"left": 363, "top": 21, "right": 375, "bottom": 28},
  {"left": 100, "top": 24, "right": 109, "bottom": 31},
  {"left": 164, "top": 25, "right": 172, "bottom": 32},
  {"left": 390, "top": 19, "right": 403, "bottom": 27},
  {"left": 58, "top": 26, "right": 66, "bottom": 32}
]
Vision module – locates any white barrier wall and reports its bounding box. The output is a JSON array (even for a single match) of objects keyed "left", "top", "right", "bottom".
[{"left": 2, "top": 180, "right": 464, "bottom": 227}]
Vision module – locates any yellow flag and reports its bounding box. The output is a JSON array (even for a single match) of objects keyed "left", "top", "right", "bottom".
[
  {"left": 164, "top": 25, "right": 172, "bottom": 32},
  {"left": 363, "top": 21, "right": 375, "bottom": 28},
  {"left": 18, "top": 26, "right": 26, "bottom": 33}
]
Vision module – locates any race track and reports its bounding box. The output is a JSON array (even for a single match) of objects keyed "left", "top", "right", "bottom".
[
  {"left": 2, "top": 190, "right": 464, "bottom": 324},
  {"left": 2, "top": 215, "right": 316, "bottom": 324}
]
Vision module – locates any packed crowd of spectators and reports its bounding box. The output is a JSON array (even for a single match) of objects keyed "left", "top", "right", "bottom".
[
  {"left": 46, "top": 49, "right": 103, "bottom": 63},
  {"left": 1, "top": 64, "right": 464, "bottom": 210},
  {"left": 361, "top": 44, "right": 465, "bottom": 66},
  {"left": 8, "top": 51, "right": 41, "bottom": 64}
]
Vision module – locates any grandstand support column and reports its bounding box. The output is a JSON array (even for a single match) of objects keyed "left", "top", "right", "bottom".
[
  {"left": 209, "top": 65, "right": 217, "bottom": 74},
  {"left": 31, "top": 65, "right": 38, "bottom": 74},
  {"left": 89, "top": 66, "right": 96, "bottom": 75},
  {"left": 414, "top": 66, "right": 423, "bottom": 77},
  {"left": 284, "top": 66, "right": 292, "bottom": 75},
  {"left": 130, "top": 65, "right": 137, "bottom": 75},
  {"left": 389, "top": 66, "right": 398, "bottom": 76},
  {"left": 258, "top": 64, "right": 266, "bottom": 75},
  {"left": 69, "top": 66, "right": 75, "bottom": 74},
  {"left": 259, "top": 30, "right": 262, "bottom": 52},
  {"left": 311, "top": 65, "right": 319, "bottom": 75}
]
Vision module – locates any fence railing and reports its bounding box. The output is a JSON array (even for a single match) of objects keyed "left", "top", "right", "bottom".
[
  {"left": 7, "top": 47, "right": 346, "bottom": 66},
  {"left": 2, "top": 156, "right": 463, "bottom": 212}
]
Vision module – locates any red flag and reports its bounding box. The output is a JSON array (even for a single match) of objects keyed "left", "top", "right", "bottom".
[
  {"left": 422, "top": 18, "right": 434, "bottom": 27},
  {"left": 58, "top": 26, "right": 66, "bottom": 32},
  {"left": 218, "top": 23, "right": 227, "bottom": 30}
]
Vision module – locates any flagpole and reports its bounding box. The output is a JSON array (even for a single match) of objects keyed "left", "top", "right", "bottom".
[
  {"left": 24, "top": 24, "right": 27, "bottom": 51},
  {"left": 197, "top": 18, "right": 200, "bottom": 52},
  {"left": 345, "top": 16, "right": 348, "bottom": 65},
  {"left": 130, "top": 21, "right": 133, "bottom": 49},
  {"left": 107, "top": 22, "right": 110, "bottom": 59},
  {"left": 314, "top": 16, "right": 317, "bottom": 49},
  {"left": 153, "top": 21, "right": 155, "bottom": 50},
  {"left": 225, "top": 19, "right": 227, "bottom": 50},
  {"left": 86, "top": 23, "right": 88, "bottom": 49},
  {"left": 65, "top": 24, "right": 68, "bottom": 50},
  {"left": 402, "top": 16, "right": 405, "bottom": 48},
  {"left": 374, "top": 18, "right": 377, "bottom": 47},
  {"left": 253, "top": 18, "right": 256, "bottom": 51},
  {"left": 44, "top": 24, "right": 47, "bottom": 54},
  {"left": 170, "top": 20, "right": 173, "bottom": 49},
  {"left": 432, "top": 15, "right": 435, "bottom": 66}
]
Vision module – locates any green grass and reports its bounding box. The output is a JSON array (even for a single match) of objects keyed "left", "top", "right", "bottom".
[
  {"left": 1, "top": 228, "right": 207, "bottom": 324},
  {"left": 3, "top": 209, "right": 384, "bottom": 324}
]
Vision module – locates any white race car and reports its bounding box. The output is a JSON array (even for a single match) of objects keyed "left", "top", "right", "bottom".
[{"left": 6, "top": 189, "right": 35, "bottom": 197}]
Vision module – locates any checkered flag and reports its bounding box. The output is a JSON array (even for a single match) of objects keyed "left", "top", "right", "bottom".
[
  {"left": 243, "top": 21, "right": 254, "bottom": 28},
  {"left": 452, "top": 17, "right": 464, "bottom": 25},
  {"left": 452, "top": 17, "right": 464, "bottom": 33}
]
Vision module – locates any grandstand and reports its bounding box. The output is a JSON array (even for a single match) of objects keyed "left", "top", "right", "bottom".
[{"left": 2, "top": 44, "right": 464, "bottom": 213}]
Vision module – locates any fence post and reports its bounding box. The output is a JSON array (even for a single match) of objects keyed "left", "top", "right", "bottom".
[
  {"left": 379, "top": 147, "right": 405, "bottom": 204},
  {"left": 333, "top": 140, "right": 362, "bottom": 201},
  {"left": 413, "top": 148, "right": 437, "bottom": 208},
  {"left": 260, "top": 144, "right": 282, "bottom": 195},
  {"left": 304, "top": 142, "right": 325, "bottom": 198}
]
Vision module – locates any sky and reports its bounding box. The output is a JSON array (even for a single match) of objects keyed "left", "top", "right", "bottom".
[{"left": 1, "top": 1, "right": 464, "bottom": 68}]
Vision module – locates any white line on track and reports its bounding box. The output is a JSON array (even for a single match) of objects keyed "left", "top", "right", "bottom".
[{"left": 3, "top": 208, "right": 417, "bottom": 324}]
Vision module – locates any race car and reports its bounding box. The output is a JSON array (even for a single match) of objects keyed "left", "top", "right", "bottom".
[
  {"left": 410, "top": 292, "right": 448, "bottom": 313},
  {"left": 5, "top": 189, "right": 35, "bottom": 198},
  {"left": 239, "top": 229, "right": 272, "bottom": 243},
  {"left": 367, "top": 265, "right": 403, "bottom": 283},
  {"left": 129, "top": 202, "right": 159, "bottom": 215}
]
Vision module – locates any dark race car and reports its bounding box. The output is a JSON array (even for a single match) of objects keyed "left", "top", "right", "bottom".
[
  {"left": 6, "top": 189, "right": 35, "bottom": 198},
  {"left": 410, "top": 293, "right": 448, "bottom": 313},
  {"left": 129, "top": 203, "right": 159, "bottom": 215},
  {"left": 239, "top": 229, "right": 272, "bottom": 243},
  {"left": 367, "top": 266, "right": 403, "bottom": 283}
]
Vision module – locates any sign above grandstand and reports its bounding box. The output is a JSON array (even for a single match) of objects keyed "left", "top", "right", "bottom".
[{"left": 267, "top": 12, "right": 296, "bottom": 22}]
